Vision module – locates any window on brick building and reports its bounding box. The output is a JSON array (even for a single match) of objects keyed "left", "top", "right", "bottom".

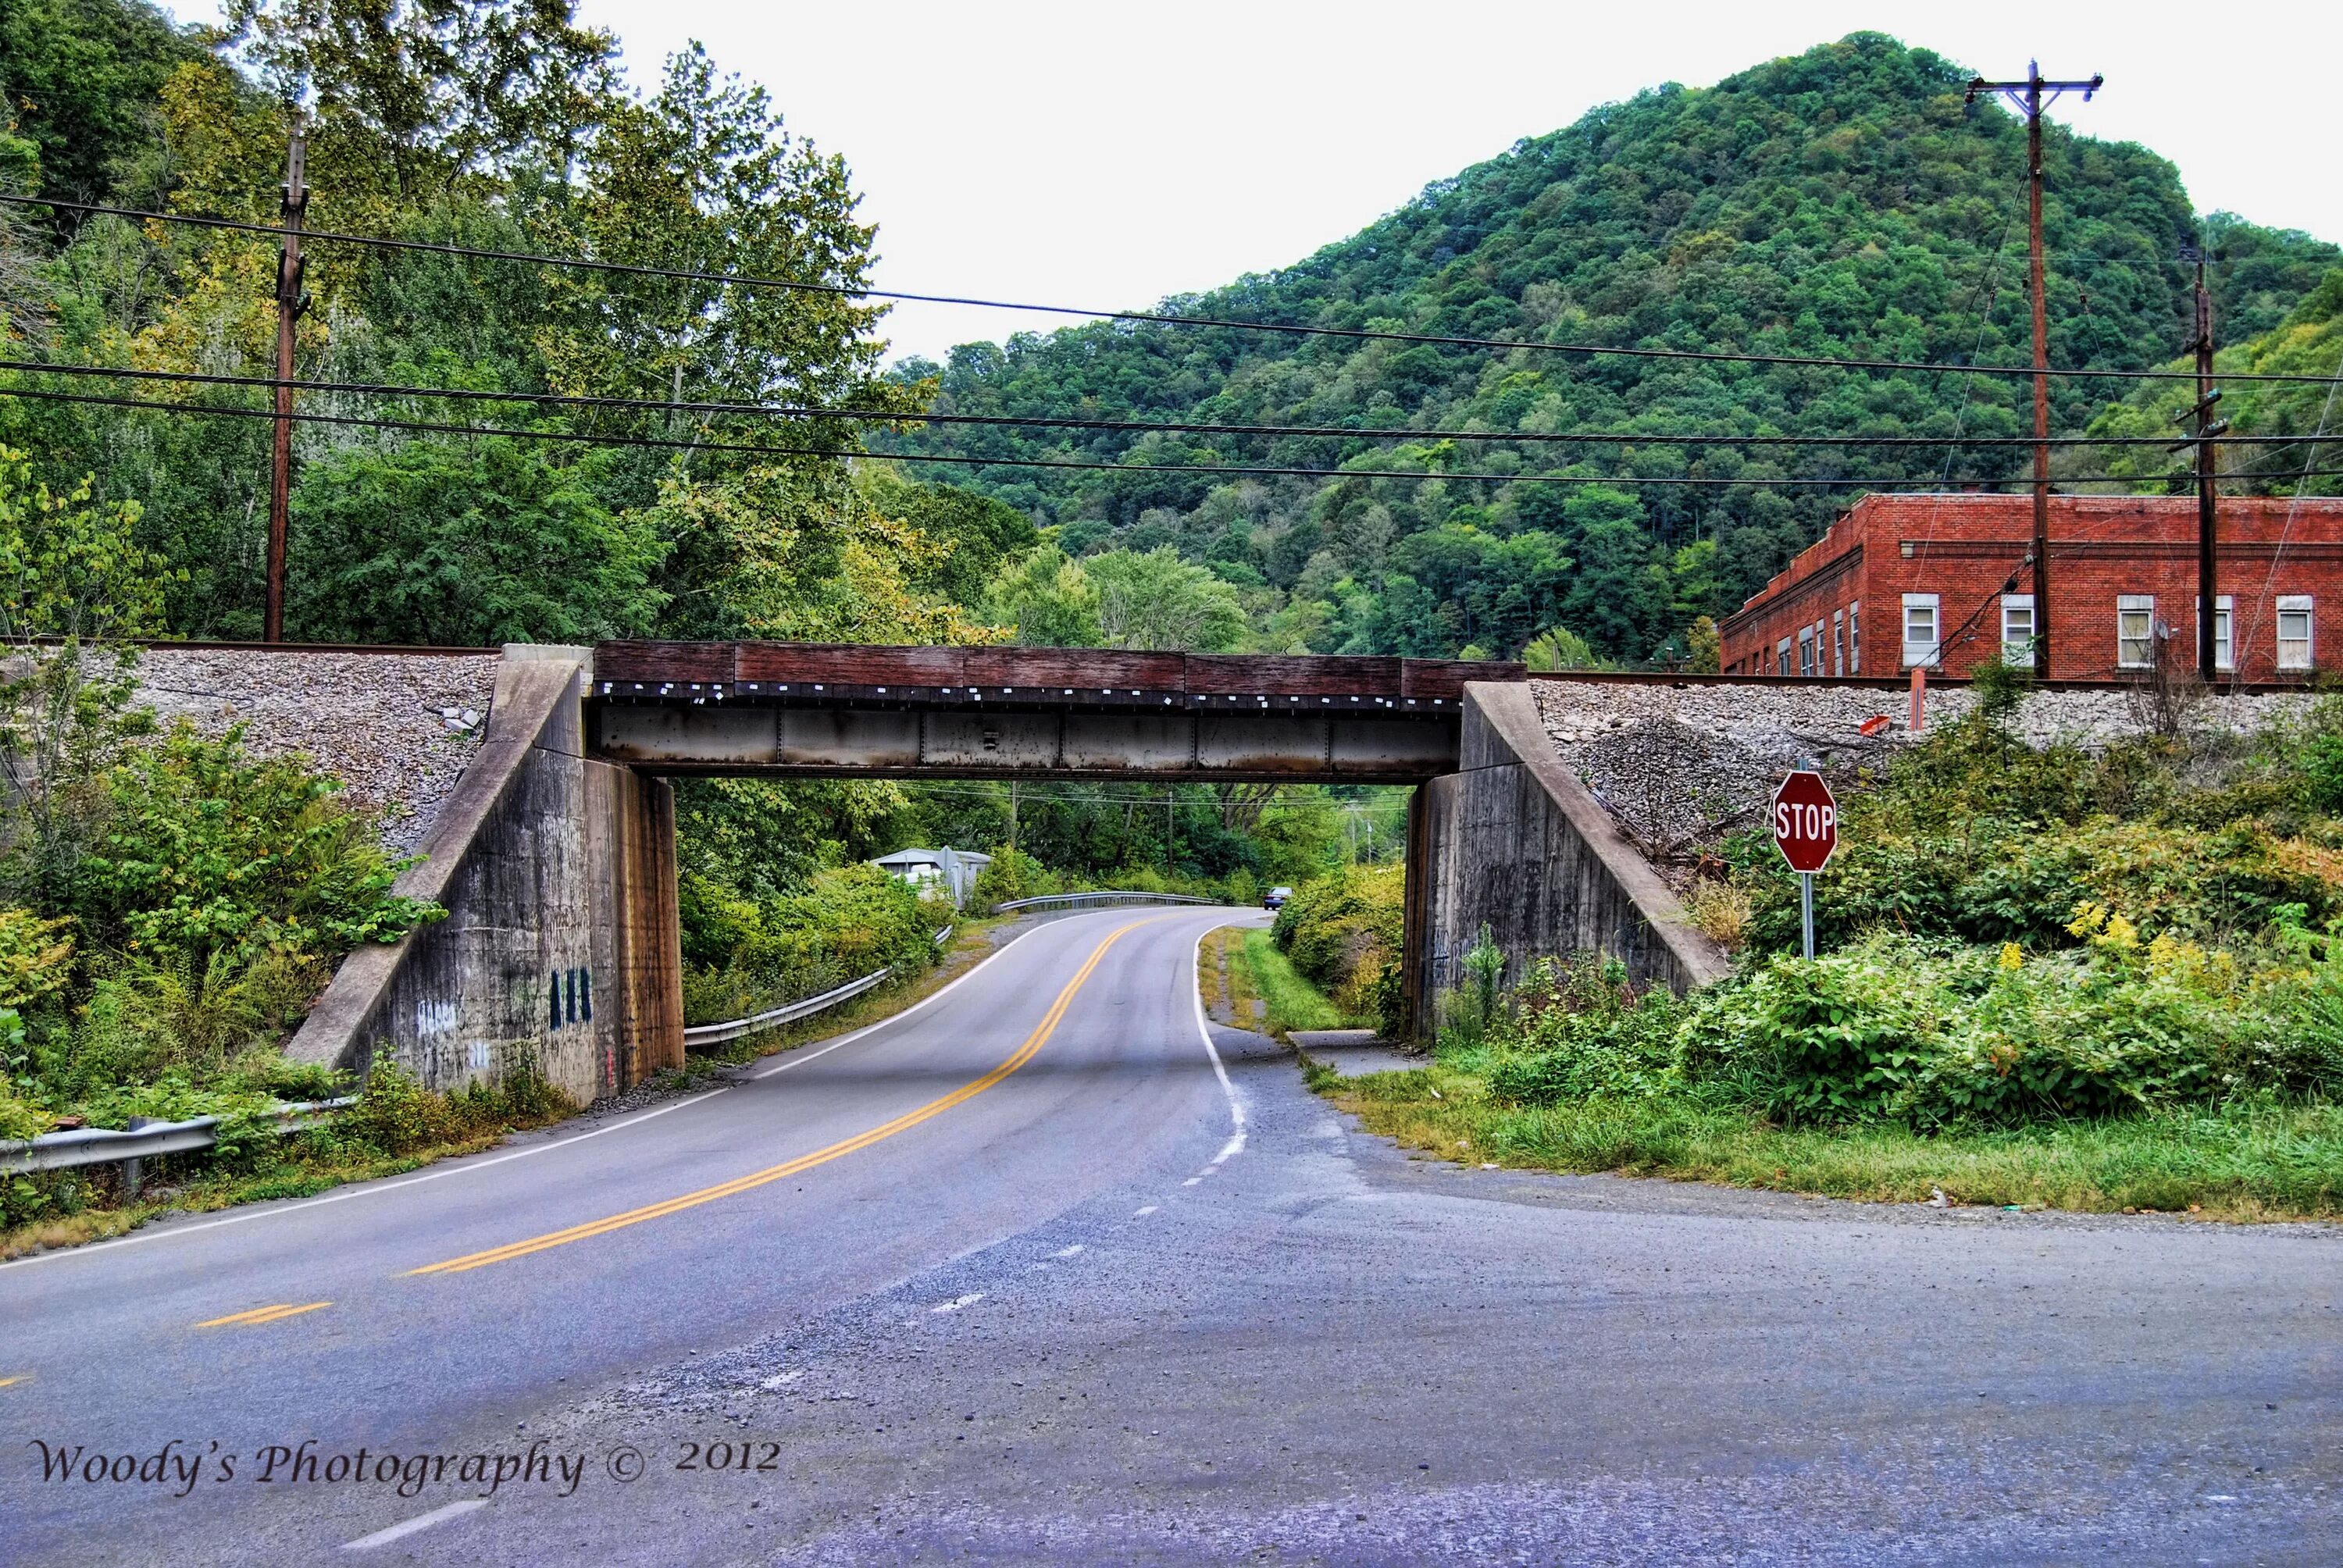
[
  {"left": 1776, "top": 637, "right": 1792, "bottom": 676},
  {"left": 1797, "top": 624, "right": 1816, "bottom": 676},
  {"left": 1900, "top": 593, "right": 1940, "bottom": 668},
  {"left": 1849, "top": 603, "right": 1860, "bottom": 673},
  {"left": 2000, "top": 594, "right": 2035, "bottom": 665},
  {"left": 1832, "top": 609, "right": 1845, "bottom": 675},
  {"left": 2117, "top": 596, "right": 2156, "bottom": 669},
  {"left": 2278, "top": 596, "right": 2315, "bottom": 671}
]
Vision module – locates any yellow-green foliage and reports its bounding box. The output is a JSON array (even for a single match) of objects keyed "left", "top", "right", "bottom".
[
  {"left": 1270, "top": 864, "right": 1404, "bottom": 1017},
  {"left": 681, "top": 863, "right": 945, "bottom": 1025},
  {"left": 0, "top": 908, "right": 73, "bottom": 1009}
]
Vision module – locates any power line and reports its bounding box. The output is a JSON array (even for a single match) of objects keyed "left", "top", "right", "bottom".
[
  {"left": 9, "top": 193, "right": 2337, "bottom": 388},
  {"left": 14, "top": 383, "right": 2340, "bottom": 491},
  {"left": 5, "top": 358, "right": 2337, "bottom": 453}
]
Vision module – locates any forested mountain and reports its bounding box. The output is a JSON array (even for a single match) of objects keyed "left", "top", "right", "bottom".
[
  {"left": 2, "top": 12, "right": 2338, "bottom": 898},
  {"left": 885, "top": 34, "right": 2340, "bottom": 663}
]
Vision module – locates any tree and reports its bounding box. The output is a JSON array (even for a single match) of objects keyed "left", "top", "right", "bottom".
[
  {"left": 0, "top": 446, "right": 173, "bottom": 909},
  {"left": 0, "top": 0, "right": 206, "bottom": 215},
  {"left": 982, "top": 545, "right": 1103, "bottom": 648},
  {"left": 1561, "top": 519, "right": 1672, "bottom": 661},
  {"left": 219, "top": 0, "right": 619, "bottom": 219},
  {"left": 1522, "top": 626, "right": 1603, "bottom": 671},
  {"left": 543, "top": 44, "right": 909, "bottom": 444},
  {"left": 1084, "top": 547, "right": 1247, "bottom": 652},
  {"left": 287, "top": 437, "right": 665, "bottom": 645},
  {"left": 639, "top": 461, "right": 997, "bottom": 644}
]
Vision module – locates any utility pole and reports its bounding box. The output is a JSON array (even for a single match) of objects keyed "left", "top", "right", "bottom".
[
  {"left": 1968, "top": 63, "right": 2102, "bottom": 681},
  {"left": 2174, "top": 247, "right": 2227, "bottom": 682},
  {"left": 265, "top": 110, "right": 309, "bottom": 643}
]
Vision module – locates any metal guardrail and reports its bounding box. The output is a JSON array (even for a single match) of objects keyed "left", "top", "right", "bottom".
[
  {"left": 8, "top": 925, "right": 969, "bottom": 1175},
  {"left": 989, "top": 891, "right": 1214, "bottom": 914},
  {"left": 0, "top": 1097, "right": 356, "bottom": 1182},
  {"left": 681, "top": 925, "right": 955, "bottom": 1049}
]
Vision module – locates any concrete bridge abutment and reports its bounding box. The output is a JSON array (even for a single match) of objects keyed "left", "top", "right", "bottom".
[
  {"left": 287, "top": 647, "right": 685, "bottom": 1106},
  {"left": 1403, "top": 682, "right": 1730, "bottom": 1040}
]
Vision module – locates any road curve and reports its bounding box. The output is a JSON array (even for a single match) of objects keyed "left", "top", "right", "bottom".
[{"left": 5, "top": 903, "right": 2341, "bottom": 1564}]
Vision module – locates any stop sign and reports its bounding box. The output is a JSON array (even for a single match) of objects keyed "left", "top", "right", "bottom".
[{"left": 1772, "top": 771, "right": 1838, "bottom": 873}]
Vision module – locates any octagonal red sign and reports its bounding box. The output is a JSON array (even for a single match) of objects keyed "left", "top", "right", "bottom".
[{"left": 1772, "top": 770, "right": 1838, "bottom": 874}]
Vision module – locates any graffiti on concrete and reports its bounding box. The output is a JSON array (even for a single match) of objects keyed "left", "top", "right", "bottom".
[{"left": 546, "top": 967, "right": 594, "bottom": 1032}]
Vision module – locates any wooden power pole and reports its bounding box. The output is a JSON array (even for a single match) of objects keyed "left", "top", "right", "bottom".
[
  {"left": 265, "top": 111, "right": 308, "bottom": 643},
  {"left": 1968, "top": 63, "right": 2101, "bottom": 680},
  {"left": 2178, "top": 251, "right": 2227, "bottom": 682}
]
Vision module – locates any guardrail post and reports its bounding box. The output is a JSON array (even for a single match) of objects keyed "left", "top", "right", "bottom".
[{"left": 121, "top": 1116, "right": 153, "bottom": 1199}]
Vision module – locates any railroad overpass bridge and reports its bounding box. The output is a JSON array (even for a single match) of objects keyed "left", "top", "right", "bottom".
[
  {"left": 287, "top": 642, "right": 1729, "bottom": 1105},
  {"left": 587, "top": 643, "right": 1498, "bottom": 780}
]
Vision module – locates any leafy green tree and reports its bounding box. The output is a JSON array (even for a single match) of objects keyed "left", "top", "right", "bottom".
[
  {"left": 0, "top": 0, "right": 205, "bottom": 214},
  {"left": 1085, "top": 547, "right": 1247, "bottom": 652},
  {"left": 982, "top": 544, "right": 1104, "bottom": 647},
  {"left": 1562, "top": 519, "right": 1672, "bottom": 660},
  {"left": 541, "top": 43, "right": 910, "bottom": 454},
  {"left": 0, "top": 446, "right": 173, "bottom": 910},
  {"left": 287, "top": 437, "right": 664, "bottom": 645},
  {"left": 1523, "top": 626, "right": 1604, "bottom": 671},
  {"left": 639, "top": 461, "right": 994, "bottom": 644},
  {"left": 859, "top": 470, "right": 1038, "bottom": 604},
  {"left": 0, "top": 447, "right": 169, "bottom": 641},
  {"left": 219, "top": 0, "right": 619, "bottom": 219}
]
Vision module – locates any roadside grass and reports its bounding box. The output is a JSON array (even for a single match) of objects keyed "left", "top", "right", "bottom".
[
  {"left": 1228, "top": 927, "right": 1362, "bottom": 1038},
  {"left": 1324, "top": 1060, "right": 2343, "bottom": 1222},
  {"left": 1197, "top": 927, "right": 1243, "bottom": 1025},
  {"left": 1, "top": 918, "right": 1017, "bottom": 1261}
]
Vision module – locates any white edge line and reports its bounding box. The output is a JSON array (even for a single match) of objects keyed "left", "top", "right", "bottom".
[
  {"left": 4, "top": 907, "right": 1177, "bottom": 1275},
  {"left": 341, "top": 1497, "right": 489, "bottom": 1550},
  {"left": 1190, "top": 925, "right": 1249, "bottom": 1154},
  {"left": 0, "top": 1087, "right": 728, "bottom": 1274},
  {"left": 0, "top": 907, "right": 1086, "bottom": 1274}
]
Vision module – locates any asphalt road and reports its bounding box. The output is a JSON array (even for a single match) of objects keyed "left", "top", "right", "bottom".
[{"left": 3, "top": 905, "right": 2340, "bottom": 1565}]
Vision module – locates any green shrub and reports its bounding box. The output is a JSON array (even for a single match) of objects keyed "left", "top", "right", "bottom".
[
  {"left": 1676, "top": 926, "right": 2309, "bottom": 1130},
  {"left": 1486, "top": 954, "right": 1688, "bottom": 1103},
  {"left": 683, "top": 863, "right": 944, "bottom": 1025},
  {"left": 66, "top": 722, "right": 441, "bottom": 970},
  {"left": 968, "top": 845, "right": 1061, "bottom": 910},
  {"left": 1271, "top": 864, "right": 1404, "bottom": 1014}
]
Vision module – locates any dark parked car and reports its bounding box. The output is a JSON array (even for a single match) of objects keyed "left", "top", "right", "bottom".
[{"left": 1264, "top": 886, "right": 1293, "bottom": 911}]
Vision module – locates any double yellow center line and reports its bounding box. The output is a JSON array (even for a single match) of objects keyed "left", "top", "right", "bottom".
[
  {"left": 405, "top": 919, "right": 1147, "bottom": 1277},
  {"left": 196, "top": 1301, "right": 331, "bottom": 1327}
]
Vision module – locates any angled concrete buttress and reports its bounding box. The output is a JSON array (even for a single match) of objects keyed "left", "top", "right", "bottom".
[
  {"left": 1405, "top": 681, "right": 1729, "bottom": 1039},
  {"left": 286, "top": 647, "right": 685, "bottom": 1105}
]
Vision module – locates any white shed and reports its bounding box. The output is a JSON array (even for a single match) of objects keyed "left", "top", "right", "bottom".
[{"left": 868, "top": 846, "right": 993, "bottom": 907}]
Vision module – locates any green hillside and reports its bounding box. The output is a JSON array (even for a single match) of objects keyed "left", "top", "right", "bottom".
[
  {"left": 2088, "top": 269, "right": 2343, "bottom": 492},
  {"left": 886, "top": 34, "right": 2338, "bottom": 661}
]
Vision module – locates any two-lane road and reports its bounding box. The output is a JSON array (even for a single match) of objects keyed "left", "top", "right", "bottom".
[{"left": 5, "top": 904, "right": 2341, "bottom": 1564}]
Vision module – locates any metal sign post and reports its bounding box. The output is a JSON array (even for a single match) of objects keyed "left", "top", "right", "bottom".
[{"left": 1773, "top": 769, "right": 1839, "bottom": 960}]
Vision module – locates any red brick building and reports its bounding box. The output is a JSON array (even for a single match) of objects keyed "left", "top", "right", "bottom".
[{"left": 1717, "top": 494, "right": 2343, "bottom": 682}]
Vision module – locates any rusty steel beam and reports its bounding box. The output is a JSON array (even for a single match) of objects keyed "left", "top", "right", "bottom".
[
  {"left": 593, "top": 642, "right": 1524, "bottom": 706},
  {"left": 588, "top": 702, "right": 1460, "bottom": 783}
]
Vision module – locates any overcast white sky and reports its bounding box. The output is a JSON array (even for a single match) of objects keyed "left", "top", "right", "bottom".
[{"left": 176, "top": 1, "right": 2343, "bottom": 365}]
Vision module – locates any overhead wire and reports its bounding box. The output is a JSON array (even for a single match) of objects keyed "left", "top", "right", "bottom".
[
  {"left": 17, "top": 383, "right": 2343, "bottom": 490},
  {"left": 6, "top": 193, "right": 2339, "bottom": 387},
  {"left": 8, "top": 358, "right": 2337, "bottom": 452}
]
